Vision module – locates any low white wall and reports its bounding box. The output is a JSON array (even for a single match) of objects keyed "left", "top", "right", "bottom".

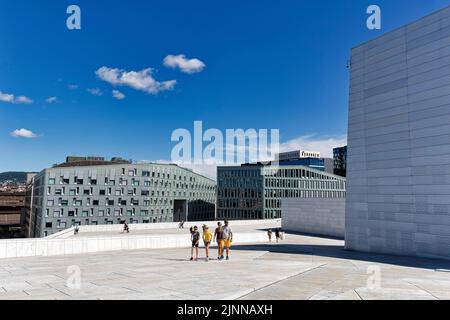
[
  {"left": 49, "top": 219, "right": 279, "bottom": 238},
  {"left": 0, "top": 221, "right": 279, "bottom": 260},
  {"left": 282, "top": 198, "right": 345, "bottom": 238}
]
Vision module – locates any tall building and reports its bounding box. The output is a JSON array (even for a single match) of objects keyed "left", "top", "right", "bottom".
[
  {"left": 346, "top": 6, "right": 450, "bottom": 260},
  {"left": 0, "top": 192, "right": 25, "bottom": 238},
  {"left": 333, "top": 146, "right": 347, "bottom": 177},
  {"left": 217, "top": 163, "right": 346, "bottom": 220},
  {"left": 28, "top": 157, "right": 216, "bottom": 238},
  {"left": 275, "top": 150, "right": 334, "bottom": 173}
]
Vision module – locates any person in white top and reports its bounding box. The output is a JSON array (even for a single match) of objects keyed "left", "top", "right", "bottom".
[{"left": 221, "top": 220, "right": 233, "bottom": 261}]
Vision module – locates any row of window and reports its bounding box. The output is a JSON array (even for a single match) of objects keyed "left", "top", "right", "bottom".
[
  {"left": 265, "top": 189, "right": 346, "bottom": 199},
  {"left": 46, "top": 186, "right": 214, "bottom": 198},
  {"left": 44, "top": 207, "right": 176, "bottom": 219},
  {"left": 218, "top": 198, "right": 262, "bottom": 209},
  {"left": 46, "top": 197, "right": 215, "bottom": 207},
  {"left": 217, "top": 209, "right": 264, "bottom": 220},
  {"left": 43, "top": 215, "right": 172, "bottom": 232},
  {"left": 264, "top": 178, "right": 346, "bottom": 190},
  {"left": 48, "top": 177, "right": 214, "bottom": 191}
]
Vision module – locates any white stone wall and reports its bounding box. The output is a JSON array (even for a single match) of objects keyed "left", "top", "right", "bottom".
[
  {"left": 0, "top": 220, "right": 280, "bottom": 259},
  {"left": 346, "top": 6, "right": 450, "bottom": 260},
  {"left": 282, "top": 198, "right": 345, "bottom": 238},
  {"left": 0, "top": 231, "right": 271, "bottom": 260}
]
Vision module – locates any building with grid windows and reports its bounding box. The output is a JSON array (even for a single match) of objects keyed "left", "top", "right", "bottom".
[
  {"left": 217, "top": 163, "right": 346, "bottom": 220},
  {"left": 333, "top": 146, "right": 347, "bottom": 177},
  {"left": 28, "top": 157, "right": 216, "bottom": 238}
]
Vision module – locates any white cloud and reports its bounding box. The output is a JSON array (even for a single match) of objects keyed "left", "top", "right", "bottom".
[
  {"left": 0, "top": 91, "right": 14, "bottom": 103},
  {"left": 96, "top": 66, "right": 176, "bottom": 95},
  {"left": 14, "top": 96, "right": 34, "bottom": 104},
  {"left": 278, "top": 134, "right": 347, "bottom": 158},
  {"left": 46, "top": 97, "right": 58, "bottom": 104},
  {"left": 163, "top": 54, "right": 206, "bottom": 74},
  {"left": 68, "top": 84, "right": 79, "bottom": 90},
  {"left": 0, "top": 91, "right": 33, "bottom": 104},
  {"left": 10, "top": 128, "right": 39, "bottom": 139},
  {"left": 112, "top": 90, "right": 125, "bottom": 100},
  {"left": 87, "top": 88, "right": 103, "bottom": 96}
]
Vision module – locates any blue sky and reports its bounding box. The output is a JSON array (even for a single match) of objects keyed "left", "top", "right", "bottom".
[{"left": 1, "top": 0, "right": 450, "bottom": 175}]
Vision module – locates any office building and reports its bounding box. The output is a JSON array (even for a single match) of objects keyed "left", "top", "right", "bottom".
[
  {"left": 333, "top": 146, "right": 347, "bottom": 177},
  {"left": 28, "top": 157, "right": 216, "bottom": 237},
  {"left": 346, "top": 6, "right": 450, "bottom": 260},
  {"left": 217, "top": 163, "right": 346, "bottom": 220},
  {"left": 275, "top": 150, "right": 334, "bottom": 173},
  {"left": 0, "top": 192, "right": 25, "bottom": 238}
]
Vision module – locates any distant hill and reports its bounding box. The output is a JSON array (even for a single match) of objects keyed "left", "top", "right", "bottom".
[{"left": 0, "top": 172, "right": 29, "bottom": 183}]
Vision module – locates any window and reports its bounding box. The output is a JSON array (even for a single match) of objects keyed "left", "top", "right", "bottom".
[
  {"left": 47, "top": 200, "right": 54, "bottom": 206},
  {"left": 45, "top": 222, "right": 53, "bottom": 228},
  {"left": 48, "top": 178, "right": 56, "bottom": 185},
  {"left": 93, "top": 200, "right": 99, "bottom": 206},
  {"left": 99, "top": 189, "right": 106, "bottom": 195}
]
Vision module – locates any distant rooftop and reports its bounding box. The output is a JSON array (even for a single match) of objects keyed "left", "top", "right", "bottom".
[{"left": 52, "top": 156, "right": 132, "bottom": 168}]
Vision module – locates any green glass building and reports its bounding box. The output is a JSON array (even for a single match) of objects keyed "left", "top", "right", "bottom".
[{"left": 217, "top": 164, "right": 346, "bottom": 220}]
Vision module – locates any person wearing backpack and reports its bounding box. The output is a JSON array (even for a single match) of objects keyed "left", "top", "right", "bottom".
[{"left": 190, "top": 226, "right": 200, "bottom": 261}]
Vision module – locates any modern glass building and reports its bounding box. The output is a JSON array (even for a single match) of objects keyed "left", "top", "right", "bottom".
[
  {"left": 217, "top": 164, "right": 346, "bottom": 220},
  {"left": 28, "top": 157, "right": 216, "bottom": 237},
  {"left": 333, "top": 146, "right": 347, "bottom": 177}
]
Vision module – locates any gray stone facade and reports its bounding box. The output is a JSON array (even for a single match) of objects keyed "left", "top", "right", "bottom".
[
  {"left": 346, "top": 6, "right": 450, "bottom": 260},
  {"left": 30, "top": 163, "right": 216, "bottom": 237},
  {"left": 282, "top": 198, "right": 345, "bottom": 238}
]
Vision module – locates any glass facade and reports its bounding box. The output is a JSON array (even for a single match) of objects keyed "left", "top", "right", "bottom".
[
  {"left": 217, "top": 165, "right": 346, "bottom": 220},
  {"left": 333, "top": 146, "right": 347, "bottom": 177}
]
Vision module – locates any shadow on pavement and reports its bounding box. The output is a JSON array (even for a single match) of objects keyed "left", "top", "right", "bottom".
[{"left": 231, "top": 241, "right": 450, "bottom": 271}]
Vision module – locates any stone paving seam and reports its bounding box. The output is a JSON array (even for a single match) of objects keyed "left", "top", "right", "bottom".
[
  {"left": 353, "top": 289, "right": 363, "bottom": 300},
  {"left": 235, "top": 263, "right": 328, "bottom": 300},
  {"left": 404, "top": 280, "right": 440, "bottom": 300}
]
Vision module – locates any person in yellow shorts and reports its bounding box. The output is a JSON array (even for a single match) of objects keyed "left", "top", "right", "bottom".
[
  {"left": 202, "top": 225, "right": 212, "bottom": 262},
  {"left": 214, "top": 222, "right": 224, "bottom": 260},
  {"left": 221, "top": 220, "right": 233, "bottom": 261}
]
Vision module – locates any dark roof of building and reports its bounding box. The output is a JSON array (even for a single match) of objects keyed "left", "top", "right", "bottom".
[{"left": 52, "top": 159, "right": 132, "bottom": 168}]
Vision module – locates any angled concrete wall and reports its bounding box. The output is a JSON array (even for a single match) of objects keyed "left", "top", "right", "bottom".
[
  {"left": 346, "top": 6, "right": 450, "bottom": 260},
  {"left": 282, "top": 198, "right": 345, "bottom": 238}
]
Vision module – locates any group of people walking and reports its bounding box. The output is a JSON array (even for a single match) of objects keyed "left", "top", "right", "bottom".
[
  {"left": 267, "top": 228, "right": 283, "bottom": 243},
  {"left": 190, "top": 220, "right": 233, "bottom": 262}
]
